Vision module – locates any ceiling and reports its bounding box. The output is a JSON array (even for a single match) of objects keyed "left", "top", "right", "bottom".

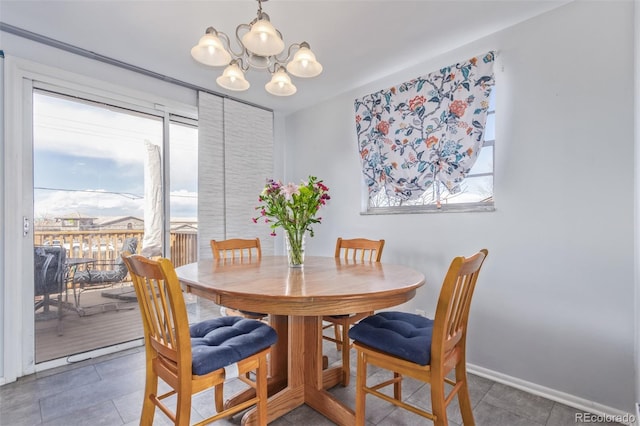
[{"left": 0, "top": 0, "right": 571, "bottom": 115}]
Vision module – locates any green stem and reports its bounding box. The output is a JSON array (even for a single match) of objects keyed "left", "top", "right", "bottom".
[{"left": 286, "top": 228, "right": 305, "bottom": 266}]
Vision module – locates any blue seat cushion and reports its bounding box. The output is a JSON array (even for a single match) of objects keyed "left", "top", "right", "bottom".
[
  {"left": 190, "top": 316, "right": 278, "bottom": 376},
  {"left": 73, "top": 268, "right": 126, "bottom": 284},
  {"left": 348, "top": 311, "right": 434, "bottom": 365}
]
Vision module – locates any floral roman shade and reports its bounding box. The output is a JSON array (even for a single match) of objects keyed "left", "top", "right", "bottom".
[{"left": 354, "top": 51, "right": 495, "bottom": 205}]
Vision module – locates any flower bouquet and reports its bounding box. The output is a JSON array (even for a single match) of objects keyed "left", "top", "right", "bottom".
[{"left": 254, "top": 176, "right": 330, "bottom": 267}]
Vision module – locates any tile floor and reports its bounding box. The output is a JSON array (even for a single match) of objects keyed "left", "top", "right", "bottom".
[
  {"left": 0, "top": 298, "right": 626, "bottom": 425},
  {"left": 0, "top": 343, "right": 625, "bottom": 426}
]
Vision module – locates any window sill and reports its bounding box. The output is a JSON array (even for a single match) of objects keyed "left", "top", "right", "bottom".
[{"left": 361, "top": 203, "right": 495, "bottom": 215}]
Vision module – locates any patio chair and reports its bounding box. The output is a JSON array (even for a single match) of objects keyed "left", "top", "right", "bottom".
[
  {"left": 71, "top": 237, "right": 138, "bottom": 312},
  {"left": 349, "top": 249, "right": 488, "bottom": 426},
  {"left": 322, "top": 237, "right": 385, "bottom": 386},
  {"left": 34, "top": 245, "right": 67, "bottom": 332},
  {"left": 122, "top": 254, "right": 277, "bottom": 425}
]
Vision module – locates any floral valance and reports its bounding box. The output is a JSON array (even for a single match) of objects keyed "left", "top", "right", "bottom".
[{"left": 354, "top": 51, "right": 495, "bottom": 205}]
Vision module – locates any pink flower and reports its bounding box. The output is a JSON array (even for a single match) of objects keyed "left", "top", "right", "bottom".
[
  {"left": 281, "top": 183, "right": 300, "bottom": 200},
  {"left": 253, "top": 176, "right": 330, "bottom": 239}
]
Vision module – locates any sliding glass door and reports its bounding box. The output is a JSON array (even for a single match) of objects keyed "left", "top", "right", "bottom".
[
  {"left": 32, "top": 87, "right": 198, "bottom": 364},
  {"left": 32, "top": 89, "right": 160, "bottom": 362}
]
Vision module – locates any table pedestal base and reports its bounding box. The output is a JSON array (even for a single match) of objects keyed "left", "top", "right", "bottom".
[{"left": 226, "top": 315, "right": 355, "bottom": 426}]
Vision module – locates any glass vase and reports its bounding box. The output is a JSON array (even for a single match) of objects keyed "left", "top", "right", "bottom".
[{"left": 285, "top": 230, "right": 306, "bottom": 268}]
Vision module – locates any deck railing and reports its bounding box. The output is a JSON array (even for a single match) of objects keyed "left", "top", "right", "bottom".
[{"left": 34, "top": 230, "right": 198, "bottom": 267}]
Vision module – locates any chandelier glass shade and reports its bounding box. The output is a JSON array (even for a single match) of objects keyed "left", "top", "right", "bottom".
[{"left": 191, "top": 0, "right": 323, "bottom": 96}]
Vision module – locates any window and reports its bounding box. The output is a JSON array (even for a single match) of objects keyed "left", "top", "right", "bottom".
[
  {"left": 368, "top": 89, "right": 495, "bottom": 213},
  {"left": 169, "top": 118, "right": 198, "bottom": 266},
  {"left": 356, "top": 52, "right": 496, "bottom": 214}
]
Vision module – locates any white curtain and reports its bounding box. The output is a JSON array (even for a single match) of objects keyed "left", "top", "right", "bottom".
[{"left": 141, "top": 141, "right": 163, "bottom": 257}]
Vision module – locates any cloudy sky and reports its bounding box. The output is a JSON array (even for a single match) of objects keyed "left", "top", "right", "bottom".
[{"left": 33, "top": 91, "right": 197, "bottom": 222}]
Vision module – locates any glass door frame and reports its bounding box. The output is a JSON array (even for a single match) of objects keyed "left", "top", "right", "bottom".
[{"left": 2, "top": 56, "right": 197, "bottom": 382}]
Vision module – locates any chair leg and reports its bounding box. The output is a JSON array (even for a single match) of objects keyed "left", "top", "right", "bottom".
[
  {"left": 456, "top": 365, "right": 475, "bottom": 425},
  {"left": 72, "top": 285, "right": 80, "bottom": 307},
  {"left": 55, "top": 292, "right": 64, "bottom": 336},
  {"left": 431, "top": 380, "right": 448, "bottom": 426},
  {"left": 175, "top": 382, "right": 192, "bottom": 426},
  {"left": 256, "top": 353, "right": 268, "bottom": 425},
  {"left": 333, "top": 324, "right": 342, "bottom": 351},
  {"left": 140, "top": 371, "right": 158, "bottom": 426},
  {"left": 341, "top": 322, "right": 351, "bottom": 386},
  {"left": 393, "top": 372, "right": 402, "bottom": 400},
  {"left": 214, "top": 384, "right": 224, "bottom": 413},
  {"left": 355, "top": 350, "right": 367, "bottom": 426}
]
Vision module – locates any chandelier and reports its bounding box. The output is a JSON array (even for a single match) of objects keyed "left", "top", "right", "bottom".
[{"left": 190, "top": 0, "right": 323, "bottom": 96}]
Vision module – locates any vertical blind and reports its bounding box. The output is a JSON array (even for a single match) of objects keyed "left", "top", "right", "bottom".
[{"left": 197, "top": 92, "right": 274, "bottom": 259}]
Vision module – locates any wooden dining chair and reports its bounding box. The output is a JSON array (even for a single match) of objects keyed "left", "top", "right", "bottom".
[
  {"left": 211, "top": 238, "right": 262, "bottom": 263},
  {"left": 210, "top": 238, "right": 267, "bottom": 320},
  {"left": 349, "top": 249, "right": 488, "bottom": 426},
  {"left": 323, "top": 237, "right": 385, "bottom": 386},
  {"left": 122, "top": 254, "right": 277, "bottom": 426}
]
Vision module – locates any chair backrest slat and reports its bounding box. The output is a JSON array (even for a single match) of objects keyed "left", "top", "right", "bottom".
[
  {"left": 432, "top": 249, "right": 488, "bottom": 362},
  {"left": 123, "top": 254, "right": 190, "bottom": 367},
  {"left": 211, "top": 238, "right": 262, "bottom": 263},
  {"left": 335, "top": 237, "right": 385, "bottom": 262}
]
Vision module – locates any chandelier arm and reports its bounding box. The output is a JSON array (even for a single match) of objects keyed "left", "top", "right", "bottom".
[
  {"left": 270, "top": 51, "right": 287, "bottom": 69},
  {"left": 235, "top": 58, "right": 249, "bottom": 72},
  {"left": 267, "top": 62, "right": 280, "bottom": 74},
  {"left": 230, "top": 23, "right": 252, "bottom": 59},
  {"left": 274, "top": 42, "right": 304, "bottom": 64},
  {"left": 209, "top": 29, "right": 235, "bottom": 60}
]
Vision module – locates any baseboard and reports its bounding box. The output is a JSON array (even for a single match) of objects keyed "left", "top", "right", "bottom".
[{"left": 467, "top": 363, "right": 636, "bottom": 426}]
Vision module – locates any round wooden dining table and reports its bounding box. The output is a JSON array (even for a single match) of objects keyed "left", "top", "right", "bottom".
[{"left": 175, "top": 256, "right": 425, "bottom": 425}]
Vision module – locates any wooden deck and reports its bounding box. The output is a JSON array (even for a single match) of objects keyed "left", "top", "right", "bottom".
[{"left": 35, "top": 285, "right": 221, "bottom": 363}]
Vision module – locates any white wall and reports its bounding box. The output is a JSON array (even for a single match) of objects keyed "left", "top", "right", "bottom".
[
  {"left": 0, "top": 51, "right": 5, "bottom": 382},
  {"left": 282, "top": 1, "right": 636, "bottom": 413}
]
